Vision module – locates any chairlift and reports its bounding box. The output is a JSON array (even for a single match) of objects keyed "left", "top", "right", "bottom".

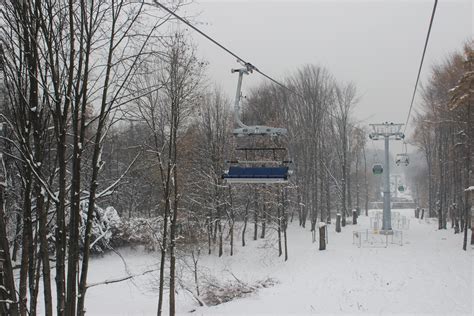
[
  {"left": 222, "top": 64, "right": 292, "bottom": 184},
  {"left": 395, "top": 142, "right": 410, "bottom": 166},
  {"left": 395, "top": 153, "right": 409, "bottom": 166},
  {"left": 372, "top": 164, "right": 383, "bottom": 175}
]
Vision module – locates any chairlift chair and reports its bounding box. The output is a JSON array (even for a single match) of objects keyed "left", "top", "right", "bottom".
[
  {"left": 395, "top": 153, "right": 409, "bottom": 166},
  {"left": 223, "top": 165, "right": 291, "bottom": 184},
  {"left": 222, "top": 64, "right": 292, "bottom": 185},
  {"left": 396, "top": 142, "right": 410, "bottom": 166},
  {"left": 223, "top": 147, "right": 292, "bottom": 184}
]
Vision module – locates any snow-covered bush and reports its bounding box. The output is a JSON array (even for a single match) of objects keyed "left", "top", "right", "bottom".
[
  {"left": 79, "top": 201, "right": 122, "bottom": 254},
  {"left": 112, "top": 216, "right": 163, "bottom": 251},
  {"left": 201, "top": 277, "right": 277, "bottom": 306}
]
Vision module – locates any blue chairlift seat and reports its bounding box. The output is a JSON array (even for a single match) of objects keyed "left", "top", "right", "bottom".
[{"left": 223, "top": 166, "right": 289, "bottom": 184}]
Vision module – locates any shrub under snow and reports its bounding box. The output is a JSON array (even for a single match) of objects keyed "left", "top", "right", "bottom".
[
  {"left": 112, "top": 217, "right": 163, "bottom": 251},
  {"left": 201, "top": 277, "right": 277, "bottom": 306},
  {"left": 79, "top": 201, "right": 122, "bottom": 254}
]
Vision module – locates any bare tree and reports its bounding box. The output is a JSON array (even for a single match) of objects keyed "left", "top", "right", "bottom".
[
  {"left": 1, "top": 0, "right": 171, "bottom": 314},
  {"left": 412, "top": 41, "right": 472, "bottom": 248},
  {"left": 334, "top": 83, "right": 358, "bottom": 226}
]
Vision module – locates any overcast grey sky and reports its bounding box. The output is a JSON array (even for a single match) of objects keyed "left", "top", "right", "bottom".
[{"left": 182, "top": 0, "right": 471, "bottom": 152}]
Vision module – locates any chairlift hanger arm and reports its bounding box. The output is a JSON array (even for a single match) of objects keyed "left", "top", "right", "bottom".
[
  {"left": 232, "top": 67, "right": 251, "bottom": 129},
  {"left": 231, "top": 67, "right": 288, "bottom": 137}
]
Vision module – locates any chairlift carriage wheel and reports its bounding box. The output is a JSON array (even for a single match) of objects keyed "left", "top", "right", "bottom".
[{"left": 222, "top": 65, "right": 292, "bottom": 184}]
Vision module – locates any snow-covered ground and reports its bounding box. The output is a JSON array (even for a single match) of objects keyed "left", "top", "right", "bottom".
[{"left": 70, "top": 209, "right": 473, "bottom": 315}]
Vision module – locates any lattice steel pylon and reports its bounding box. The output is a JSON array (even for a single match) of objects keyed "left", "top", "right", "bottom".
[{"left": 369, "top": 122, "right": 405, "bottom": 234}]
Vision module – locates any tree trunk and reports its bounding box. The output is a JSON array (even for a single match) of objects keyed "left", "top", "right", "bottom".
[
  {"left": 19, "top": 174, "right": 32, "bottom": 316},
  {"left": 260, "top": 193, "right": 266, "bottom": 239},
  {"left": 55, "top": 132, "right": 67, "bottom": 316},
  {"left": 253, "top": 190, "right": 258, "bottom": 241},
  {"left": 297, "top": 192, "right": 304, "bottom": 227},
  {"left": 355, "top": 151, "right": 360, "bottom": 213},
  {"left": 0, "top": 183, "right": 19, "bottom": 315},
  {"left": 282, "top": 189, "right": 288, "bottom": 261},
  {"left": 320, "top": 156, "right": 325, "bottom": 223},
  {"left": 229, "top": 187, "right": 234, "bottom": 256},
  {"left": 319, "top": 224, "right": 326, "bottom": 250},
  {"left": 28, "top": 222, "right": 39, "bottom": 316},
  {"left": 65, "top": 113, "right": 83, "bottom": 316},
  {"left": 35, "top": 188, "right": 53, "bottom": 315},
  {"left": 363, "top": 145, "right": 369, "bottom": 216},
  {"left": 242, "top": 196, "right": 250, "bottom": 247},
  {"left": 336, "top": 213, "right": 342, "bottom": 233},
  {"left": 341, "top": 127, "right": 348, "bottom": 227},
  {"left": 157, "top": 207, "right": 169, "bottom": 316},
  {"left": 427, "top": 160, "right": 434, "bottom": 217},
  {"left": 463, "top": 101, "right": 472, "bottom": 250},
  {"left": 207, "top": 215, "right": 212, "bottom": 255},
  {"left": 11, "top": 211, "right": 21, "bottom": 262},
  {"left": 326, "top": 173, "right": 331, "bottom": 223},
  {"left": 169, "top": 175, "right": 178, "bottom": 316},
  {"left": 277, "top": 189, "right": 282, "bottom": 257},
  {"left": 218, "top": 217, "right": 223, "bottom": 257}
]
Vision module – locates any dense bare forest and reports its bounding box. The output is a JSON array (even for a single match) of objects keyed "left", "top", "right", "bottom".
[
  {"left": 409, "top": 43, "right": 473, "bottom": 250},
  {"left": 0, "top": 1, "right": 472, "bottom": 315}
]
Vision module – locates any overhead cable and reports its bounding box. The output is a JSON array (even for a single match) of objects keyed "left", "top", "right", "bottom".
[
  {"left": 403, "top": 0, "right": 438, "bottom": 134},
  {"left": 153, "top": 1, "right": 303, "bottom": 99}
]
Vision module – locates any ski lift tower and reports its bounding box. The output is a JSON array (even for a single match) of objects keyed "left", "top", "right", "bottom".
[{"left": 369, "top": 122, "right": 404, "bottom": 234}]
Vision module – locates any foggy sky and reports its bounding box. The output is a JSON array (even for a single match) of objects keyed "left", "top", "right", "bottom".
[{"left": 183, "top": 0, "right": 472, "bottom": 153}]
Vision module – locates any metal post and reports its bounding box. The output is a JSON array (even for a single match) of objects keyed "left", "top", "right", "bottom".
[{"left": 383, "top": 135, "right": 392, "bottom": 232}]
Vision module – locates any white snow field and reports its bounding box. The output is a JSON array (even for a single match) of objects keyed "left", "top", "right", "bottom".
[{"left": 64, "top": 209, "right": 473, "bottom": 315}]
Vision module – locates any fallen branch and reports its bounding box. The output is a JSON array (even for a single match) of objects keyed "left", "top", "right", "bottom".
[
  {"left": 178, "top": 281, "right": 206, "bottom": 307},
  {"left": 227, "top": 270, "right": 257, "bottom": 291},
  {"left": 86, "top": 268, "right": 158, "bottom": 289}
]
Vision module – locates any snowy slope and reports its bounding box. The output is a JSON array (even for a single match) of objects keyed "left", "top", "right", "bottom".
[
  {"left": 40, "top": 209, "right": 472, "bottom": 315},
  {"left": 197, "top": 210, "right": 472, "bottom": 315}
]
